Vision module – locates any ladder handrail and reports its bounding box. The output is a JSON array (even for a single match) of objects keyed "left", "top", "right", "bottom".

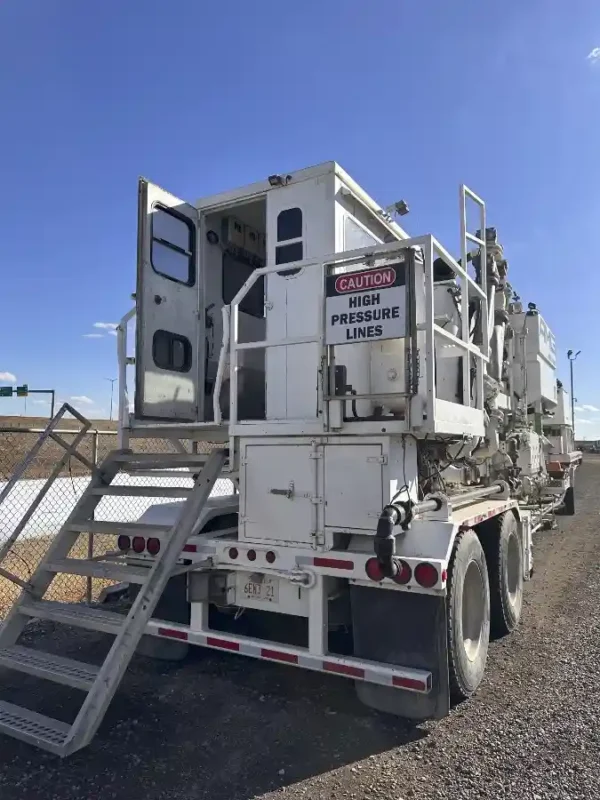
[{"left": 0, "top": 404, "right": 93, "bottom": 568}]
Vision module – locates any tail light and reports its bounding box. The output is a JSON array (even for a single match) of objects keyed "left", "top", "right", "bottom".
[
  {"left": 414, "top": 562, "right": 439, "bottom": 589},
  {"left": 146, "top": 538, "right": 161, "bottom": 556},
  {"left": 228, "top": 547, "right": 239, "bottom": 560},
  {"left": 117, "top": 535, "right": 130, "bottom": 552},
  {"left": 132, "top": 536, "right": 145, "bottom": 554},
  {"left": 266, "top": 551, "right": 276, "bottom": 564},
  {"left": 392, "top": 560, "right": 412, "bottom": 585},
  {"left": 365, "top": 558, "right": 384, "bottom": 582},
  {"left": 247, "top": 549, "right": 257, "bottom": 562}
]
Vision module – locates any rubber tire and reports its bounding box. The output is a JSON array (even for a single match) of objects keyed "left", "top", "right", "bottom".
[
  {"left": 447, "top": 529, "right": 490, "bottom": 702},
  {"left": 482, "top": 512, "right": 523, "bottom": 637},
  {"left": 556, "top": 485, "right": 575, "bottom": 516}
]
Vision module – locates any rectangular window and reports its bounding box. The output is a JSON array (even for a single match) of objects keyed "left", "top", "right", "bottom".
[
  {"left": 276, "top": 241, "right": 303, "bottom": 277},
  {"left": 344, "top": 216, "right": 379, "bottom": 251},
  {"left": 152, "top": 330, "right": 192, "bottom": 372},
  {"left": 277, "top": 208, "right": 303, "bottom": 242},
  {"left": 151, "top": 205, "right": 195, "bottom": 285},
  {"left": 222, "top": 252, "right": 265, "bottom": 318}
]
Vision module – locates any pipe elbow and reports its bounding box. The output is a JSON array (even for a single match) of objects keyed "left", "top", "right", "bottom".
[{"left": 374, "top": 505, "right": 404, "bottom": 578}]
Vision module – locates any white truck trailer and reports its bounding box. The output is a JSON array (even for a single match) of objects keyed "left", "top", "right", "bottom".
[{"left": 0, "top": 162, "right": 580, "bottom": 755}]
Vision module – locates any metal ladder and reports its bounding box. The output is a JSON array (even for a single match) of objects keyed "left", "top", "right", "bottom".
[{"left": 0, "top": 442, "right": 226, "bottom": 756}]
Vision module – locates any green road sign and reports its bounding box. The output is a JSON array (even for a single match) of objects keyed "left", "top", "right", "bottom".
[
  {"left": 0, "top": 386, "right": 12, "bottom": 397},
  {"left": 16, "top": 384, "right": 28, "bottom": 397}
]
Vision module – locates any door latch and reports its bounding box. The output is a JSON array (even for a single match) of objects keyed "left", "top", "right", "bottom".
[{"left": 270, "top": 481, "right": 295, "bottom": 499}]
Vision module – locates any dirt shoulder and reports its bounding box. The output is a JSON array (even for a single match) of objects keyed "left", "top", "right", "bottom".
[{"left": 0, "top": 459, "right": 598, "bottom": 800}]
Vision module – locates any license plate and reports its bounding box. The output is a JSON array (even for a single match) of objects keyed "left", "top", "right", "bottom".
[{"left": 243, "top": 575, "right": 279, "bottom": 604}]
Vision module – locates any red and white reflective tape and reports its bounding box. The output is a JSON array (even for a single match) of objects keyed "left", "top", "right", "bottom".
[
  {"left": 146, "top": 620, "right": 432, "bottom": 694},
  {"left": 459, "top": 500, "right": 518, "bottom": 529}
]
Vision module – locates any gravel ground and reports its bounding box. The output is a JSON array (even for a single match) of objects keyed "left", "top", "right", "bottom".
[{"left": 0, "top": 458, "right": 599, "bottom": 800}]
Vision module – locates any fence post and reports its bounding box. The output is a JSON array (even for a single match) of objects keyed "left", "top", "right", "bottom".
[{"left": 86, "top": 431, "right": 99, "bottom": 603}]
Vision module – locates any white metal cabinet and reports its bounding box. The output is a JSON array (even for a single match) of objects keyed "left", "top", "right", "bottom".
[
  {"left": 324, "top": 443, "right": 384, "bottom": 532},
  {"left": 241, "top": 442, "right": 319, "bottom": 545}
]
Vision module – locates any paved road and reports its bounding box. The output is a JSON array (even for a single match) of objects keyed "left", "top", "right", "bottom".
[{"left": 0, "top": 459, "right": 598, "bottom": 800}]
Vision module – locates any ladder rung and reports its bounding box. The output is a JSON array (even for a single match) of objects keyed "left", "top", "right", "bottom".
[
  {"left": 0, "top": 700, "right": 70, "bottom": 755},
  {"left": 66, "top": 521, "right": 171, "bottom": 536},
  {"left": 45, "top": 559, "right": 152, "bottom": 584},
  {"left": 19, "top": 600, "right": 124, "bottom": 635},
  {"left": 0, "top": 645, "right": 99, "bottom": 691},
  {"left": 91, "top": 486, "right": 193, "bottom": 498}
]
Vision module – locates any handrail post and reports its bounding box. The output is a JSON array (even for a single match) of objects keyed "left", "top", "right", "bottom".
[
  {"left": 86, "top": 430, "right": 99, "bottom": 603},
  {"left": 117, "top": 307, "right": 135, "bottom": 449}
]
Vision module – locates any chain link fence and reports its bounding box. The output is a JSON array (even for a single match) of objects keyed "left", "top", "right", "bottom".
[{"left": 0, "top": 425, "right": 234, "bottom": 618}]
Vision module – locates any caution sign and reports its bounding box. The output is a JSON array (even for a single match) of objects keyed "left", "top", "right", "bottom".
[{"left": 325, "top": 264, "right": 406, "bottom": 345}]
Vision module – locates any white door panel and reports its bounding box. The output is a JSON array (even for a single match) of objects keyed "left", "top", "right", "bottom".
[{"left": 135, "top": 179, "right": 201, "bottom": 420}]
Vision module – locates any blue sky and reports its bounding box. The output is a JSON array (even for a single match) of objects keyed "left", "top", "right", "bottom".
[{"left": 0, "top": 0, "right": 599, "bottom": 434}]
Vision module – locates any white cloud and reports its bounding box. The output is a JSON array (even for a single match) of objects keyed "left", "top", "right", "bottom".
[
  {"left": 581, "top": 404, "right": 599, "bottom": 412},
  {"left": 587, "top": 47, "right": 600, "bottom": 64},
  {"left": 70, "top": 395, "right": 94, "bottom": 405},
  {"left": 93, "top": 322, "right": 118, "bottom": 330},
  {"left": 33, "top": 398, "right": 50, "bottom": 405},
  {"left": 577, "top": 419, "right": 593, "bottom": 425},
  {"left": 83, "top": 333, "right": 104, "bottom": 339},
  {"left": 108, "top": 329, "right": 119, "bottom": 336},
  {"left": 0, "top": 371, "right": 16, "bottom": 382}
]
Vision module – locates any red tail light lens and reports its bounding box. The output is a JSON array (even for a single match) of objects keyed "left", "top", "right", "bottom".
[
  {"left": 228, "top": 547, "right": 239, "bottom": 560},
  {"left": 266, "top": 551, "right": 276, "bottom": 564},
  {"left": 117, "top": 535, "right": 130, "bottom": 552},
  {"left": 414, "top": 562, "right": 439, "bottom": 588},
  {"left": 392, "top": 560, "right": 412, "bottom": 585},
  {"left": 132, "top": 536, "right": 145, "bottom": 554},
  {"left": 365, "top": 558, "right": 385, "bottom": 582},
  {"left": 247, "top": 549, "right": 257, "bottom": 562},
  {"left": 146, "top": 538, "right": 161, "bottom": 556}
]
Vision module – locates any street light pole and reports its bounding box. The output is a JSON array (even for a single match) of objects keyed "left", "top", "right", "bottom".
[
  {"left": 105, "top": 378, "right": 117, "bottom": 421},
  {"left": 567, "top": 349, "right": 581, "bottom": 438}
]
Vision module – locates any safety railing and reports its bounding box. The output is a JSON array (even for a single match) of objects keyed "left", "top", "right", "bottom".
[
  {"left": 223, "top": 234, "right": 490, "bottom": 431},
  {"left": 0, "top": 404, "right": 93, "bottom": 588},
  {"left": 460, "top": 185, "right": 488, "bottom": 408},
  {"left": 117, "top": 306, "right": 136, "bottom": 448}
]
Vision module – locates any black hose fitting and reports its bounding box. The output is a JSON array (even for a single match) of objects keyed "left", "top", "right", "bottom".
[{"left": 374, "top": 504, "right": 405, "bottom": 578}]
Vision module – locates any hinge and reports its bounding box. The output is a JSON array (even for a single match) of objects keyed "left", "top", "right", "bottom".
[
  {"left": 311, "top": 530, "right": 325, "bottom": 546},
  {"left": 367, "top": 455, "right": 387, "bottom": 464},
  {"left": 309, "top": 451, "right": 323, "bottom": 459}
]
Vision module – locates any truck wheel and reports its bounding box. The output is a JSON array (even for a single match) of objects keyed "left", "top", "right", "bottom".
[
  {"left": 482, "top": 512, "right": 523, "bottom": 636},
  {"left": 556, "top": 485, "right": 575, "bottom": 516},
  {"left": 447, "top": 529, "right": 490, "bottom": 701},
  {"left": 130, "top": 574, "right": 190, "bottom": 661}
]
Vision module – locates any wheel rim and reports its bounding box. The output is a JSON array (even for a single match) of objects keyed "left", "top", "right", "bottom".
[
  {"left": 506, "top": 531, "right": 521, "bottom": 609},
  {"left": 462, "top": 560, "right": 486, "bottom": 662}
]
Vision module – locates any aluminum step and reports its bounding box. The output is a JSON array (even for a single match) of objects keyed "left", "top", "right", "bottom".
[
  {"left": 66, "top": 520, "right": 171, "bottom": 535},
  {"left": 19, "top": 600, "right": 124, "bottom": 635},
  {"left": 45, "top": 558, "right": 152, "bottom": 584},
  {"left": 113, "top": 452, "right": 211, "bottom": 467},
  {"left": 0, "top": 700, "right": 70, "bottom": 755},
  {"left": 91, "top": 485, "right": 193, "bottom": 498},
  {"left": 0, "top": 645, "right": 98, "bottom": 691}
]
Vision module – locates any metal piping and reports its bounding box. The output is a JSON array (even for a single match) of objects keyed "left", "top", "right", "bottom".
[{"left": 448, "top": 483, "right": 504, "bottom": 510}]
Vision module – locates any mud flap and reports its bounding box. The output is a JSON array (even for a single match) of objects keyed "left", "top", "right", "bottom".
[
  {"left": 350, "top": 585, "right": 449, "bottom": 720},
  {"left": 131, "top": 574, "right": 190, "bottom": 661}
]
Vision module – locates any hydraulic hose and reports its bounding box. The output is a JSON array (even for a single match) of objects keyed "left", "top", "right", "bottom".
[{"left": 374, "top": 505, "right": 402, "bottom": 578}]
